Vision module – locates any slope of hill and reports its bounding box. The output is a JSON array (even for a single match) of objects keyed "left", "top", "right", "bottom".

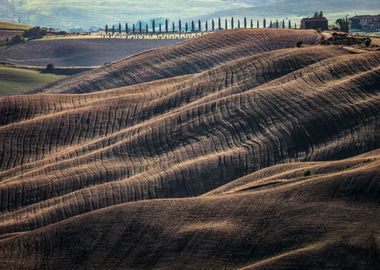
[
  {"left": 33, "top": 29, "right": 321, "bottom": 93},
  {"left": 0, "top": 29, "right": 379, "bottom": 269},
  {"left": 0, "top": 150, "right": 379, "bottom": 269}
]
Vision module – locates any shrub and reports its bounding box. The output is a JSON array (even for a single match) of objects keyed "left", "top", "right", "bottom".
[
  {"left": 364, "top": 38, "right": 371, "bottom": 47},
  {"left": 303, "top": 170, "right": 312, "bottom": 177},
  {"left": 46, "top": 63, "right": 55, "bottom": 71},
  {"left": 23, "top": 26, "right": 48, "bottom": 40}
]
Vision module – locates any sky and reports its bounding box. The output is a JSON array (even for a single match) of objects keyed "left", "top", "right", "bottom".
[{"left": 1, "top": 0, "right": 380, "bottom": 30}]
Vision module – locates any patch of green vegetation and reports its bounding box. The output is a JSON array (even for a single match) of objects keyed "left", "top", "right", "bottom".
[
  {"left": 0, "top": 66, "right": 66, "bottom": 96},
  {"left": 0, "top": 21, "right": 31, "bottom": 30},
  {"left": 303, "top": 170, "right": 312, "bottom": 177}
]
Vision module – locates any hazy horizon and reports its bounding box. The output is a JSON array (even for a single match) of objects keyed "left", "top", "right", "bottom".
[{"left": 1, "top": 0, "right": 380, "bottom": 30}]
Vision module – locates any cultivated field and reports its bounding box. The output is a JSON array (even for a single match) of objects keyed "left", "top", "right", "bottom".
[
  {"left": 0, "top": 21, "right": 30, "bottom": 30},
  {"left": 0, "top": 38, "right": 184, "bottom": 67},
  {"left": 0, "top": 66, "right": 66, "bottom": 96},
  {"left": 0, "top": 29, "right": 379, "bottom": 269}
]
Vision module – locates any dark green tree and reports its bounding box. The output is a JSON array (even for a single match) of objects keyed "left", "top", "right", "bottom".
[
  {"left": 231, "top": 17, "right": 234, "bottom": 29},
  {"left": 205, "top": 20, "right": 208, "bottom": 31},
  {"left": 139, "top": 21, "right": 142, "bottom": 33},
  {"left": 172, "top": 22, "right": 175, "bottom": 32},
  {"left": 198, "top": 20, "right": 201, "bottom": 32},
  {"left": 282, "top": 20, "right": 285, "bottom": 29},
  {"left": 191, "top": 20, "right": 195, "bottom": 32},
  {"left": 125, "top": 23, "right": 128, "bottom": 34},
  {"left": 145, "top": 24, "right": 148, "bottom": 34},
  {"left": 105, "top": 24, "right": 108, "bottom": 35},
  {"left": 250, "top": 19, "right": 253, "bottom": 28},
  {"left": 152, "top": 20, "right": 155, "bottom": 33},
  {"left": 132, "top": 24, "right": 135, "bottom": 34},
  {"left": 288, "top": 20, "right": 291, "bottom": 29},
  {"left": 159, "top": 23, "right": 162, "bottom": 33},
  {"left": 179, "top": 20, "right": 182, "bottom": 33},
  {"left": 218, "top": 17, "right": 221, "bottom": 29},
  {"left": 263, "top": 18, "right": 266, "bottom": 28},
  {"left": 165, "top": 19, "right": 169, "bottom": 33},
  {"left": 336, "top": 18, "right": 350, "bottom": 33},
  {"left": 112, "top": 25, "right": 115, "bottom": 35},
  {"left": 257, "top": 20, "right": 260, "bottom": 28},
  {"left": 225, "top": 18, "right": 228, "bottom": 30},
  {"left": 119, "top": 23, "right": 122, "bottom": 35},
  {"left": 238, "top": 20, "right": 240, "bottom": 28},
  {"left": 212, "top": 19, "right": 215, "bottom": 31},
  {"left": 244, "top": 17, "right": 247, "bottom": 28},
  {"left": 276, "top": 20, "right": 279, "bottom": 28},
  {"left": 319, "top": 11, "right": 324, "bottom": 17},
  {"left": 185, "top": 22, "right": 189, "bottom": 32}
]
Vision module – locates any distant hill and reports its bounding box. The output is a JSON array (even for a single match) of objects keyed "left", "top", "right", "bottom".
[
  {"left": 0, "top": 21, "right": 30, "bottom": 30},
  {"left": 2, "top": 0, "right": 380, "bottom": 30}
]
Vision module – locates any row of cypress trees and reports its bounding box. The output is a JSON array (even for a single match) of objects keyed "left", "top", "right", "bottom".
[{"left": 105, "top": 17, "right": 295, "bottom": 35}]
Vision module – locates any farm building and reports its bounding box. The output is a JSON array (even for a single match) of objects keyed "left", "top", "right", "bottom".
[
  {"left": 300, "top": 17, "right": 328, "bottom": 30},
  {"left": 349, "top": 15, "right": 380, "bottom": 31}
]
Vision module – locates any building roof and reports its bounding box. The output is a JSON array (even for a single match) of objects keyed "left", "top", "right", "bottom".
[{"left": 349, "top": 15, "right": 380, "bottom": 20}]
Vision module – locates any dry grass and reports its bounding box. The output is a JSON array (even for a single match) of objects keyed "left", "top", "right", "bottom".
[{"left": 0, "top": 28, "right": 379, "bottom": 269}]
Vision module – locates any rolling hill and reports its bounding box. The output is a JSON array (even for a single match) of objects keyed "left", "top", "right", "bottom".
[{"left": 0, "top": 29, "right": 379, "bottom": 269}]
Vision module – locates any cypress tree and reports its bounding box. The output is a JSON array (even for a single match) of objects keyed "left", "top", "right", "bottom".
[
  {"left": 105, "top": 24, "right": 108, "bottom": 35},
  {"left": 191, "top": 20, "right": 195, "bottom": 32},
  {"left": 270, "top": 21, "right": 272, "bottom": 28},
  {"left": 250, "top": 19, "right": 253, "bottom": 28},
  {"left": 212, "top": 19, "right": 215, "bottom": 31},
  {"left": 185, "top": 22, "right": 189, "bottom": 32},
  {"left": 172, "top": 22, "right": 175, "bottom": 32},
  {"left": 112, "top": 25, "right": 115, "bottom": 35},
  {"left": 165, "top": 19, "right": 169, "bottom": 33},
  {"left": 132, "top": 24, "right": 135, "bottom": 34},
  {"left": 119, "top": 23, "right": 122, "bottom": 35},
  {"left": 282, "top": 20, "right": 285, "bottom": 29},
  {"left": 179, "top": 20, "right": 182, "bottom": 33},
  {"left": 231, "top": 17, "right": 234, "bottom": 29},
  {"left": 257, "top": 20, "right": 259, "bottom": 28},
  {"left": 238, "top": 20, "right": 240, "bottom": 28},
  {"left": 263, "top": 18, "right": 266, "bottom": 28},
  {"left": 244, "top": 17, "right": 247, "bottom": 28},
  {"left": 145, "top": 24, "right": 148, "bottom": 34},
  {"left": 225, "top": 18, "right": 228, "bottom": 30},
  {"left": 139, "top": 21, "right": 142, "bottom": 33},
  {"left": 198, "top": 20, "right": 201, "bottom": 32},
  {"left": 205, "top": 20, "right": 208, "bottom": 32},
  {"left": 152, "top": 20, "right": 155, "bottom": 33},
  {"left": 276, "top": 20, "right": 279, "bottom": 28},
  {"left": 125, "top": 23, "right": 128, "bottom": 34},
  {"left": 218, "top": 17, "right": 221, "bottom": 29},
  {"left": 288, "top": 20, "right": 291, "bottom": 29},
  {"left": 159, "top": 23, "right": 162, "bottom": 33}
]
